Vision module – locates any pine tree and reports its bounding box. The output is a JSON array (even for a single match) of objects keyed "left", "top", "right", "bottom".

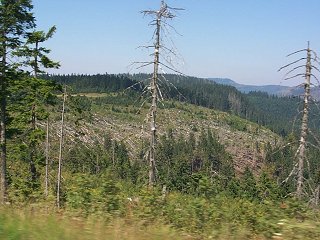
[
  {"left": 19, "top": 25, "right": 60, "bottom": 77},
  {"left": 19, "top": 25, "right": 60, "bottom": 195},
  {"left": 0, "top": 0, "right": 35, "bottom": 203}
]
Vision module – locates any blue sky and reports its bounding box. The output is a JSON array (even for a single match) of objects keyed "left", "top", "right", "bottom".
[{"left": 32, "top": 0, "right": 320, "bottom": 86}]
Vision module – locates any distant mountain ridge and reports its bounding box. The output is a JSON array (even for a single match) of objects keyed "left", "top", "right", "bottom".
[
  {"left": 208, "top": 78, "right": 292, "bottom": 95},
  {"left": 208, "top": 78, "right": 319, "bottom": 99}
]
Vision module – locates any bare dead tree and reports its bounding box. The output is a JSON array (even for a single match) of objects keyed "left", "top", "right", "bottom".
[
  {"left": 279, "top": 42, "right": 319, "bottom": 199},
  {"left": 57, "top": 84, "right": 67, "bottom": 208},
  {"left": 45, "top": 116, "right": 49, "bottom": 198},
  {"left": 140, "top": 1, "right": 183, "bottom": 187}
]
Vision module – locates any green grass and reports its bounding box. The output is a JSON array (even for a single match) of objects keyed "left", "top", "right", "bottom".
[
  {"left": 1, "top": 206, "right": 319, "bottom": 240},
  {"left": 0, "top": 207, "right": 193, "bottom": 240}
]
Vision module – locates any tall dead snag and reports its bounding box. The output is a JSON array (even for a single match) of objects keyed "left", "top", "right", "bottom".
[
  {"left": 57, "top": 84, "right": 67, "bottom": 208},
  {"left": 141, "top": 1, "right": 183, "bottom": 187},
  {"left": 279, "top": 42, "right": 319, "bottom": 199},
  {"left": 45, "top": 117, "right": 49, "bottom": 198},
  {"left": 296, "top": 46, "right": 311, "bottom": 199}
]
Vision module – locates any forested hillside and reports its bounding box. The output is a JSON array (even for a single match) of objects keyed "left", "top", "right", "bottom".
[
  {"left": 45, "top": 73, "right": 320, "bottom": 136},
  {"left": 4, "top": 85, "right": 320, "bottom": 239},
  {"left": 1, "top": 0, "right": 320, "bottom": 239},
  {"left": 42, "top": 73, "right": 142, "bottom": 93}
]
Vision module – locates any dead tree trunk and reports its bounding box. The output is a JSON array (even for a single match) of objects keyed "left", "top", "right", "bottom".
[
  {"left": 279, "top": 42, "right": 319, "bottom": 200},
  {"left": 141, "top": 1, "right": 182, "bottom": 187},
  {"left": 45, "top": 116, "right": 49, "bottom": 198},
  {"left": 112, "top": 139, "right": 115, "bottom": 167},
  {"left": 30, "top": 103, "right": 37, "bottom": 182},
  {"left": 29, "top": 41, "right": 39, "bottom": 184},
  {"left": 296, "top": 46, "right": 311, "bottom": 198},
  {"left": 149, "top": 17, "right": 161, "bottom": 186},
  {"left": 57, "top": 85, "right": 66, "bottom": 208}
]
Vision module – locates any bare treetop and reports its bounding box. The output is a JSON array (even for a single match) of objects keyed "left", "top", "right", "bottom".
[
  {"left": 278, "top": 42, "right": 320, "bottom": 84},
  {"left": 142, "top": 1, "right": 184, "bottom": 20}
]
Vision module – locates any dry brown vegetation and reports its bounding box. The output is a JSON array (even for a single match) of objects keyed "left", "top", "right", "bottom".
[{"left": 43, "top": 97, "right": 281, "bottom": 175}]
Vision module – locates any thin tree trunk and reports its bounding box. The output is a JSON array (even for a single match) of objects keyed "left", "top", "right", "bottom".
[
  {"left": 57, "top": 85, "right": 66, "bottom": 208},
  {"left": 142, "top": 1, "right": 181, "bottom": 187},
  {"left": 149, "top": 17, "right": 160, "bottom": 187},
  {"left": 315, "top": 185, "right": 320, "bottom": 206},
  {"left": 30, "top": 40, "right": 39, "bottom": 182},
  {"left": 95, "top": 154, "right": 100, "bottom": 174},
  {"left": 0, "top": 44, "right": 7, "bottom": 204},
  {"left": 45, "top": 116, "right": 49, "bottom": 198},
  {"left": 34, "top": 41, "right": 39, "bottom": 78},
  {"left": 112, "top": 140, "right": 115, "bottom": 166},
  {"left": 30, "top": 103, "right": 37, "bottom": 182},
  {"left": 0, "top": 89, "right": 7, "bottom": 204},
  {"left": 296, "top": 46, "right": 311, "bottom": 199}
]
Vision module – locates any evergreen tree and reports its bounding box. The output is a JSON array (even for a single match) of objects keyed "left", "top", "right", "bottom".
[
  {"left": 0, "top": 0, "right": 35, "bottom": 203},
  {"left": 241, "top": 167, "right": 258, "bottom": 201},
  {"left": 8, "top": 76, "right": 58, "bottom": 185},
  {"left": 18, "top": 25, "right": 60, "bottom": 77},
  {"left": 9, "top": 24, "right": 60, "bottom": 192}
]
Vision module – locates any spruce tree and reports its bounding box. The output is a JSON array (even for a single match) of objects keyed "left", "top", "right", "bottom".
[
  {"left": 0, "top": 0, "right": 35, "bottom": 203},
  {"left": 17, "top": 25, "right": 60, "bottom": 192},
  {"left": 19, "top": 25, "right": 60, "bottom": 77}
]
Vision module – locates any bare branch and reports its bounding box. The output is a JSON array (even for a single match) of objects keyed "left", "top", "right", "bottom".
[
  {"left": 278, "top": 58, "right": 307, "bottom": 71},
  {"left": 309, "top": 130, "right": 320, "bottom": 146},
  {"left": 133, "top": 62, "right": 154, "bottom": 70},
  {"left": 310, "top": 74, "right": 319, "bottom": 82},
  {"left": 137, "top": 45, "right": 155, "bottom": 50},
  {"left": 283, "top": 65, "right": 305, "bottom": 77},
  {"left": 286, "top": 49, "right": 307, "bottom": 57},
  {"left": 284, "top": 73, "right": 305, "bottom": 81},
  {"left": 163, "top": 22, "right": 183, "bottom": 36},
  {"left": 158, "top": 72, "right": 187, "bottom": 101},
  {"left": 123, "top": 80, "right": 144, "bottom": 92},
  {"left": 275, "top": 141, "right": 297, "bottom": 152},
  {"left": 307, "top": 142, "right": 320, "bottom": 151},
  {"left": 282, "top": 162, "right": 298, "bottom": 184},
  {"left": 166, "top": 5, "right": 185, "bottom": 11},
  {"left": 311, "top": 65, "right": 320, "bottom": 73},
  {"left": 311, "top": 57, "right": 320, "bottom": 64},
  {"left": 159, "top": 61, "right": 185, "bottom": 75}
]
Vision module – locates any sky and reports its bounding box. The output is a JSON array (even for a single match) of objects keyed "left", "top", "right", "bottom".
[{"left": 32, "top": 0, "right": 320, "bottom": 86}]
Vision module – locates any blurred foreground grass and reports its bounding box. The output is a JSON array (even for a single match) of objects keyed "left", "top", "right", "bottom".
[
  {"left": 0, "top": 205, "right": 319, "bottom": 240},
  {"left": 0, "top": 207, "right": 192, "bottom": 240}
]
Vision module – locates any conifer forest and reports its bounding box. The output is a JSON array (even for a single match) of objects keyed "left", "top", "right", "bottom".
[{"left": 0, "top": 0, "right": 320, "bottom": 239}]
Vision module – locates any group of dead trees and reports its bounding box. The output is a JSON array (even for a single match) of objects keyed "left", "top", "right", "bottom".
[{"left": 142, "top": 2, "right": 320, "bottom": 205}]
